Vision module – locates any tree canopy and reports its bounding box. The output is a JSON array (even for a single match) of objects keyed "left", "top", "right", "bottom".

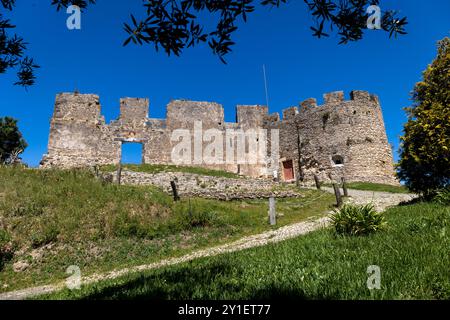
[
  {"left": 1, "top": 0, "right": 407, "bottom": 87},
  {"left": 0, "top": 116, "right": 27, "bottom": 164},
  {"left": 397, "top": 37, "right": 450, "bottom": 195}
]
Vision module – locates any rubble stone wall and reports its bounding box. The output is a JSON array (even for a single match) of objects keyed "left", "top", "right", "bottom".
[{"left": 106, "top": 170, "right": 302, "bottom": 200}]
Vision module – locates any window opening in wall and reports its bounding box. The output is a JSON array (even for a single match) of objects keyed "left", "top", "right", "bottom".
[
  {"left": 121, "top": 142, "right": 143, "bottom": 164},
  {"left": 332, "top": 155, "right": 344, "bottom": 166}
]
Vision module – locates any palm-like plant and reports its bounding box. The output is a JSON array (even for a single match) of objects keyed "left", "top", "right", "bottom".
[{"left": 331, "top": 204, "right": 386, "bottom": 236}]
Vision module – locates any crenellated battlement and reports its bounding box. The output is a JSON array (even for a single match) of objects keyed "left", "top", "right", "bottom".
[
  {"left": 52, "top": 93, "right": 102, "bottom": 124},
  {"left": 51, "top": 90, "right": 380, "bottom": 129},
  {"left": 295, "top": 90, "right": 378, "bottom": 111},
  {"left": 282, "top": 107, "right": 299, "bottom": 120},
  {"left": 41, "top": 90, "right": 397, "bottom": 186},
  {"left": 300, "top": 98, "right": 318, "bottom": 110},
  {"left": 120, "top": 97, "right": 149, "bottom": 123},
  {"left": 324, "top": 91, "right": 345, "bottom": 104}
]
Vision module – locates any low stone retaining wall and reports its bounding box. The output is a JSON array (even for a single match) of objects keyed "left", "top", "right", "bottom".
[{"left": 104, "top": 170, "right": 303, "bottom": 200}]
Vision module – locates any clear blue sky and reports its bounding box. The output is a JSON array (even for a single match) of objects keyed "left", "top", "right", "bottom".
[{"left": 1, "top": 0, "right": 449, "bottom": 166}]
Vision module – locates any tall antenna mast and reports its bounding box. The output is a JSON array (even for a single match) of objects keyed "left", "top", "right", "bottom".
[{"left": 263, "top": 64, "right": 270, "bottom": 108}]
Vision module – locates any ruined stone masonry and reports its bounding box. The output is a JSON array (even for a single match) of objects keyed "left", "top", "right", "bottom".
[{"left": 40, "top": 90, "right": 398, "bottom": 185}]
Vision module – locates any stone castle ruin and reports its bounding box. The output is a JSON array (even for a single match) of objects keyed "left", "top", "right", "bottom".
[{"left": 40, "top": 90, "right": 397, "bottom": 185}]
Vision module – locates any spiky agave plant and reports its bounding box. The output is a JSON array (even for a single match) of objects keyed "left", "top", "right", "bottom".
[{"left": 331, "top": 204, "right": 386, "bottom": 236}]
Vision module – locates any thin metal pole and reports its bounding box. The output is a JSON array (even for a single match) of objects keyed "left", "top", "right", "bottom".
[{"left": 263, "top": 64, "right": 270, "bottom": 109}]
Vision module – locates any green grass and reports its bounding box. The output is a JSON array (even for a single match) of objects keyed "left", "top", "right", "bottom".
[
  {"left": 44, "top": 201, "right": 450, "bottom": 300},
  {"left": 325, "top": 181, "right": 410, "bottom": 194},
  {"left": 101, "top": 164, "right": 243, "bottom": 179},
  {"left": 0, "top": 166, "right": 334, "bottom": 292}
]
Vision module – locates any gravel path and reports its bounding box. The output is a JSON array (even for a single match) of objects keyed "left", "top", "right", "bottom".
[
  {"left": 319, "top": 187, "right": 417, "bottom": 212},
  {"left": 0, "top": 187, "right": 416, "bottom": 300}
]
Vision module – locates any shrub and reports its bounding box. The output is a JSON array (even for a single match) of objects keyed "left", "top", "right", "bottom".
[
  {"left": 112, "top": 208, "right": 220, "bottom": 240},
  {"left": 434, "top": 188, "right": 450, "bottom": 205},
  {"left": 0, "top": 117, "right": 27, "bottom": 164},
  {"left": 331, "top": 204, "right": 386, "bottom": 236},
  {"left": 11, "top": 201, "right": 45, "bottom": 217},
  {"left": 113, "top": 212, "right": 149, "bottom": 239},
  {"left": 184, "top": 210, "right": 218, "bottom": 228},
  {"left": 0, "top": 229, "right": 14, "bottom": 270},
  {"left": 30, "top": 223, "right": 59, "bottom": 248}
]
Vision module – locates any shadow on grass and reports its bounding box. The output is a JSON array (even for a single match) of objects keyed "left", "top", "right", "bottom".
[
  {"left": 75, "top": 260, "right": 324, "bottom": 300},
  {"left": 397, "top": 196, "right": 424, "bottom": 207}
]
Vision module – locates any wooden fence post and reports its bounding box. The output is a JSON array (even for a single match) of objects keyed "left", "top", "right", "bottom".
[
  {"left": 188, "top": 198, "right": 192, "bottom": 219},
  {"left": 269, "top": 197, "right": 276, "bottom": 226},
  {"left": 171, "top": 180, "right": 180, "bottom": 201},
  {"left": 116, "top": 163, "right": 122, "bottom": 185},
  {"left": 314, "top": 174, "right": 321, "bottom": 190},
  {"left": 341, "top": 177, "right": 349, "bottom": 197},
  {"left": 332, "top": 183, "right": 343, "bottom": 207}
]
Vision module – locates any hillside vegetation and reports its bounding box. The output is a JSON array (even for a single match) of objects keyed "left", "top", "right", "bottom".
[
  {"left": 0, "top": 166, "right": 334, "bottom": 292},
  {"left": 46, "top": 201, "right": 450, "bottom": 300}
]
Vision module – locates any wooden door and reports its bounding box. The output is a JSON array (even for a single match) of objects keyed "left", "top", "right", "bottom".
[{"left": 283, "top": 160, "right": 294, "bottom": 181}]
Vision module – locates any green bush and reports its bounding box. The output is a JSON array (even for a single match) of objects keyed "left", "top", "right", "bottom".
[
  {"left": 331, "top": 204, "right": 386, "bottom": 236},
  {"left": 184, "top": 210, "right": 218, "bottom": 228},
  {"left": 30, "top": 223, "right": 59, "bottom": 248},
  {"left": 0, "top": 229, "right": 14, "bottom": 270},
  {"left": 112, "top": 212, "right": 152, "bottom": 239},
  {"left": 434, "top": 188, "right": 450, "bottom": 205}
]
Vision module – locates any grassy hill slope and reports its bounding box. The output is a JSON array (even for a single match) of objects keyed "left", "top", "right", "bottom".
[
  {"left": 0, "top": 166, "right": 334, "bottom": 292},
  {"left": 45, "top": 201, "right": 450, "bottom": 300}
]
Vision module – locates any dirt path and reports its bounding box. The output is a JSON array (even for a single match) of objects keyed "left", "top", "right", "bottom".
[
  {"left": 0, "top": 188, "right": 415, "bottom": 300},
  {"left": 319, "top": 187, "right": 416, "bottom": 212}
]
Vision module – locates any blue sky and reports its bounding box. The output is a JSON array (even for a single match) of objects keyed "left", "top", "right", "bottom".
[{"left": 1, "top": 0, "right": 449, "bottom": 166}]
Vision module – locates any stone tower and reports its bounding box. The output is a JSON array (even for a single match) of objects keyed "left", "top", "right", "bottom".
[{"left": 266, "top": 90, "right": 397, "bottom": 185}]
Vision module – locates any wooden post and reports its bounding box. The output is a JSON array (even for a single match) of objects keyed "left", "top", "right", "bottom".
[
  {"left": 188, "top": 198, "right": 192, "bottom": 219},
  {"left": 171, "top": 180, "right": 180, "bottom": 201},
  {"left": 94, "top": 165, "right": 99, "bottom": 178},
  {"left": 314, "top": 174, "right": 321, "bottom": 190},
  {"left": 332, "top": 183, "right": 343, "bottom": 207},
  {"left": 269, "top": 197, "right": 276, "bottom": 226},
  {"left": 116, "top": 163, "right": 122, "bottom": 185},
  {"left": 341, "top": 177, "right": 349, "bottom": 197}
]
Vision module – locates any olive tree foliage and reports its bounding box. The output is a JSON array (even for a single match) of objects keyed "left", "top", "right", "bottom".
[
  {"left": 397, "top": 38, "right": 450, "bottom": 196},
  {"left": 1, "top": 0, "right": 407, "bottom": 86},
  {"left": 123, "top": 0, "right": 407, "bottom": 63},
  {"left": 0, "top": 0, "right": 95, "bottom": 87}
]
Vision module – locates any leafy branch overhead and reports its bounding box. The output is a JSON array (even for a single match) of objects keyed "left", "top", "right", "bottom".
[
  {"left": 123, "top": 0, "right": 408, "bottom": 63},
  {"left": 1, "top": 1, "right": 39, "bottom": 87},
  {"left": 1, "top": 0, "right": 406, "bottom": 88},
  {"left": 0, "top": 0, "right": 95, "bottom": 88}
]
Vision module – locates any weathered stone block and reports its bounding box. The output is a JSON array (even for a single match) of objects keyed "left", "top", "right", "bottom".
[
  {"left": 323, "top": 91, "right": 344, "bottom": 104},
  {"left": 282, "top": 107, "right": 299, "bottom": 120},
  {"left": 300, "top": 98, "right": 317, "bottom": 109},
  {"left": 350, "top": 90, "right": 371, "bottom": 101}
]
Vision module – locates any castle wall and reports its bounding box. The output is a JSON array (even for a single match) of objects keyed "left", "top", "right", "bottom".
[
  {"left": 41, "top": 93, "right": 120, "bottom": 167},
  {"left": 269, "top": 90, "right": 397, "bottom": 185},
  {"left": 40, "top": 90, "right": 397, "bottom": 185}
]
